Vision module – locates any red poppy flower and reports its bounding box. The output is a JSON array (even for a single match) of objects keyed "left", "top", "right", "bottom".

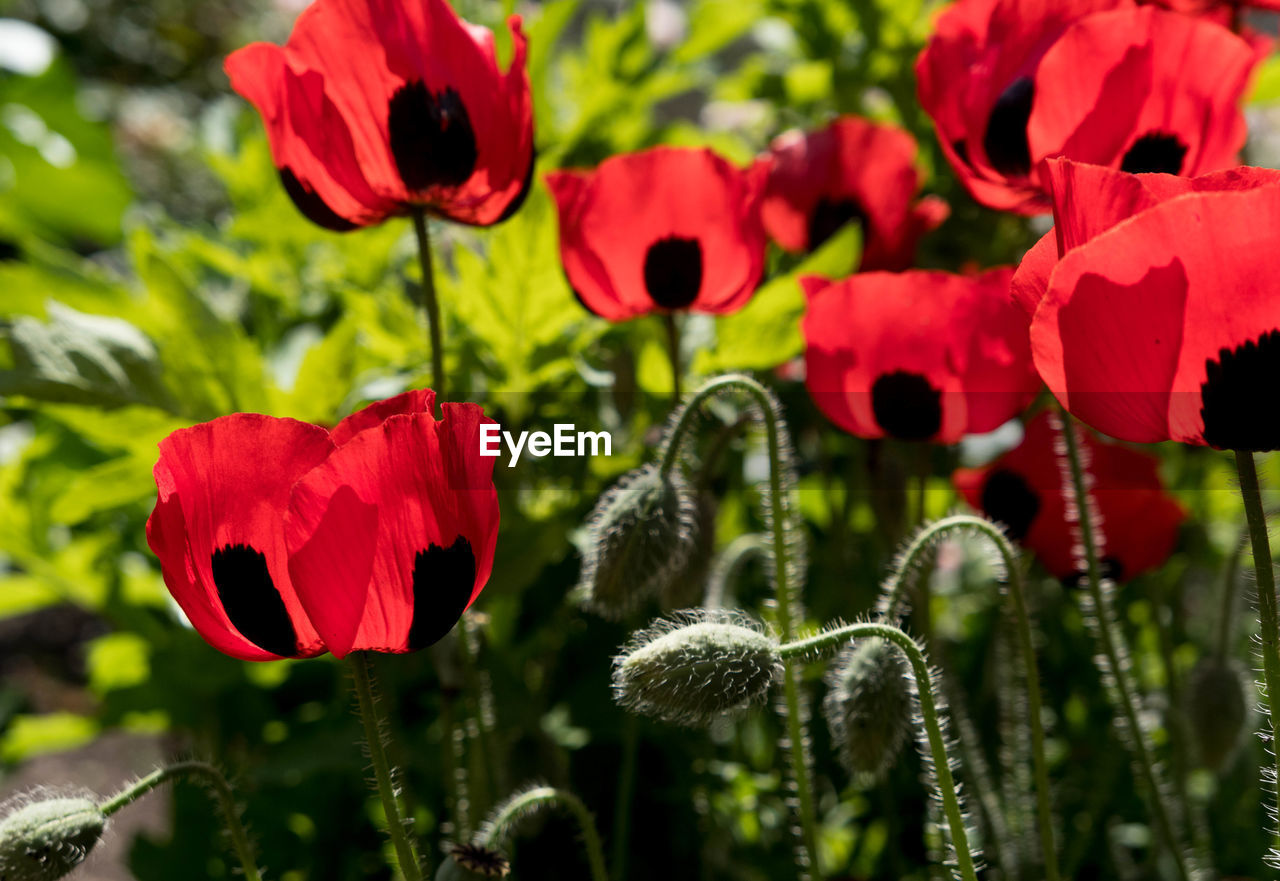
[
  {"left": 146, "top": 415, "right": 336, "bottom": 661},
  {"left": 953, "top": 411, "right": 1184, "bottom": 581},
  {"left": 224, "top": 0, "right": 534, "bottom": 231},
  {"left": 545, "top": 147, "right": 768, "bottom": 321},
  {"left": 757, "top": 116, "right": 949, "bottom": 269},
  {"left": 1147, "top": 0, "right": 1280, "bottom": 12},
  {"left": 1025, "top": 158, "right": 1280, "bottom": 449},
  {"left": 285, "top": 401, "right": 499, "bottom": 657},
  {"left": 918, "top": 1, "right": 1255, "bottom": 214},
  {"left": 800, "top": 268, "right": 1040, "bottom": 442}
]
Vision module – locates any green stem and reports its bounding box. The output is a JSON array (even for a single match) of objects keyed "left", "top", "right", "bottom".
[
  {"left": 1233, "top": 450, "right": 1280, "bottom": 857},
  {"left": 101, "top": 761, "right": 262, "bottom": 881},
  {"left": 456, "top": 622, "right": 498, "bottom": 813},
  {"left": 663, "top": 312, "right": 682, "bottom": 408},
  {"left": 704, "top": 532, "right": 768, "bottom": 610},
  {"left": 657, "top": 374, "right": 818, "bottom": 876},
  {"left": 1054, "top": 407, "right": 1190, "bottom": 881},
  {"left": 349, "top": 653, "right": 425, "bottom": 881},
  {"left": 409, "top": 207, "right": 445, "bottom": 402},
  {"left": 1215, "top": 524, "right": 1249, "bottom": 661},
  {"left": 482, "top": 786, "right": 609, "bottom": 881},
  {"left": 779, "top": 622, "right": 979, "bottom": 881}
]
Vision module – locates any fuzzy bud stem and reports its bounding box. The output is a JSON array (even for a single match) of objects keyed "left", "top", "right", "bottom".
[{"left": 479, "top": 785, "right": 609, "bottom": 881}]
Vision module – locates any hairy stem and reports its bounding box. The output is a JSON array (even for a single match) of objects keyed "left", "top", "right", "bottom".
[
  {"left": 101, "top": 761, "right": 262, "bottom": 881},
  {"left": 409, "top": 207, "right": 445, "bottom": 402},
  {"left": 663, "top": 312, "right": 682, "bottom": 408},
  {"left": 780, "top": 622, "right": 979, "bottom": 881},
  {"left": 482, "top": 786, "right": 610, "bottom": 881},
  {"left": 349, "top": 652, "right": 425, "bottom": 881}
]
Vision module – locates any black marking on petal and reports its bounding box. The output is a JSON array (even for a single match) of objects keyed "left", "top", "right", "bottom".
[
  {"left": 494, "top": 148, "right": 537, "bottom": 224},
  {"left": 1200, "top": 329, "right": 1280, "bottom": 451},
  {"left": 643, "top": 236, "right": 703, "bottom": 309},
  {"left": 211, "top": 544, "right": 299, "bottom": 657},
  {"left": 808, "top": 197, "right": 868, "bottom": 252},
  {"left": 407, "top": 535, "right": 477, "bottom": 651},
  {"left": 952, "top": 139, "right": 970, "bottom": 166},
  {"left": 388, "top": 81, "right": 478, "bottom": 192},
  {"left": 980, "top": 468, "right": 1041, "bottom": 542},
  {"left": 870, "top": 371, "right": 943, "bottom": 441},
  {"left": 279, "top": 168, "right": 358, "bottom": 232},
  {"left": 1121, "top": 131, "right": 1188, "bottom": 175},
  {"left": 983, "top": 77, "right": 1034, "bottom": 178}
]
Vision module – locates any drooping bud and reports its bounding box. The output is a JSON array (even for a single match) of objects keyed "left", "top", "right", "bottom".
[
  {"left": 613, "top": 611, "right": 782, "bottom": 726},
  {"left": 0, "top": 795, "right": 107, "bottom": 880},
  {"left": 578, "top": 464, "right": 698, "bottom": 620},
  {"left": 1187, "top": 656, "right": 1250, "bottom": 772},
  {"left": 660, "top": 493, "right": 717, "bottom": 611},
  {"left": 435, "top": 841, "right": 510, "bottom": 880},
  {"left": 824, "top": 637, "right": 914, "bottom": 780}
]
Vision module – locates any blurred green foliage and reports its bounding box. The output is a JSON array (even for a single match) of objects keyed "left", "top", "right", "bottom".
[{"left": 0, "top": 0, "right": 1278, "bottom": 879}]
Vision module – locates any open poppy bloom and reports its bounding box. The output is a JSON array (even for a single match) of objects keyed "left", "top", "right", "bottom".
[
  {"left": 1020, "top": 158, "right": 1280, "bottom": 450},
  {"left": 800, "top": 269, "right": 1040, "bottom": 443},
  {"left": 147, "top": 414, "right": 337, "bottom": 661},
  {"left": 285, "top": 399, "right": 500, "bottom": 658},
  {"left": 953, "top": 411, "right": 1184, "bottom": 581},
  {"left": 917, "top": 1, "right": 1255, "bottom": 214},
  {"left": 757, "top": 116, "right": 949, "bottom": 269},
  {"left": 224, "top": 0, "right": 534, "bottom": 231},
  {"left": 545, "top": 146, "right": 768, "bottom": 321}
]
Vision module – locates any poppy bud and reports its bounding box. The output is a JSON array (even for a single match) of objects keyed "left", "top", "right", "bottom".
[
  {"left": 0, "top": 795, "right": 107, "bottom": 880},
  {"left": 660, "top": 493, "right": 717, "bottom": 611},
  {"left": 1187, "top": 657, "right": 1250, "bottom": 772},
  {"left": 613, "top": 611, "right": 782, "bottom": 726},
  {"left": 435, "top": 842, "right": 510, "bottom": 880},
  {"left": 824, "top": 638, "right": 914, "bottom": 780},
  {"left": 578, "top": 464, "right": 698, "bottom": 620}
]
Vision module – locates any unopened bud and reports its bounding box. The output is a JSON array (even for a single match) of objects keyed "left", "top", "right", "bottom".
[
  {"left": 824, "top": 638, "right": 914, "bottom": 780},
  {"left": 1187, "top": 657, "right": 1250, "bottom": 772},
  {"left": 0, "top": 795, "right": 107, "bottom": 880},
  {"left": 613, "top": 611, "right": 781, "bottom": 726},
  {"left": 579, "top": 464, "right": 698, "bottom": 619},
  {"left": 435, "top": 842, "right": 510, "bottom": 880},
  {"left": 660, "top": 493, "right": 717, "bottom": 611}
]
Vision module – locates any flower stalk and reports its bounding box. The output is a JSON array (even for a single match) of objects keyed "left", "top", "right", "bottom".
[{"left": 410, "top": 207, "right": 445, "bottom": 403}]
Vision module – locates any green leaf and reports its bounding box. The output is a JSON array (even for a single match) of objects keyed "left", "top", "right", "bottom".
[{"left": 695, "top": 222, "right": 862, "bottom": 373}]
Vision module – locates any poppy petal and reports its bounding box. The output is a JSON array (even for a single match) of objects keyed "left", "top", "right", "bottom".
[{"left": 330, "top": 388, "right": 437, "bottom": 446}]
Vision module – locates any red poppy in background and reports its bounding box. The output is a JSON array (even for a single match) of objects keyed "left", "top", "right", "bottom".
[
  {"left": 800, "top": 268, "right": 1040, "bottom": 443},
  {"left": 225, "top": 0, "right": 534, "bottom": 231},
  {"left": 545, "top": 147, "right": 768, "bottom": 321},
  {"left": 147, "top": 415, "right": 335, "bottom": 661},
  {"left": 918, "top": 1, "right": 1255, "bottom": 213},
  {"left": 757, "top": 116, "right": 949, "bottom": 269},
  {"left": 1025, "top": 159, "right": 1280, "bottom": 450},
  {"left": 285, "top": 400, "right": 500, "bottom": 658},
  {"left": 953, "top": 411, "right": 1184, "bottom": 581},
  {"left": 1148, "top": 0, "right": 1280, "bottom": 12}
]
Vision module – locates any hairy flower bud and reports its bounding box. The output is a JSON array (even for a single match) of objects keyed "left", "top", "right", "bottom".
[
  {"left": 660, "top": 493, "right": 717, "bottom": 611},
  {"left": 1187, "top": 656, "right": 1250, "bottom": 772},
  {"left": 435, "top": 842, "right": 510, "bottom": 880},
  {"left": 824, "top": 637, "right": 914, "bottom": 780},
  {"left": 613, "top": 611, "right": 782, "bottom": 726},
  {"left": 579, "top": 464, "right": 698, "bottom": 619},
  {"left": 0, "top": 795, "right": 107, "bottom": 880}
]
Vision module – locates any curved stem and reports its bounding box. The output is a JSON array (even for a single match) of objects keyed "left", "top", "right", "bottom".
[
  {"left": 1233, "top": 450, "right": 1280, "bottom": 857},
  {"left": 780, "top": 622, "right": 979, "bottom": 881},
  {"left": 1054, "top": 407, "right": 1190, "bottom": 881},
  {"left": 349, "top": 652, "right": 425, "bottom": 881},
  {"left": 409, "top": 208, "right": 445, "bottom": 402},
  {"left": 704, "top": 532, "right": 769, "bottom": 610},
  {"left": 663, "top": 313, "right": 682, "bottom": 408},
  {"left": 482, "top": 786, "right": 609, "bottom": 881},
  {"left": 101, "top": 761, "right": 262, "bottom": 881}
]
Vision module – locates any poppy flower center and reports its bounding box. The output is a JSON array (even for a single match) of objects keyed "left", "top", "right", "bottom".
[
  {"left": 210, "top": 544, "right": 298, "bottom": 657},
  {"left": 1200, "top": 329, "right": 1280, "bottom": 451},
  {"left": 983, "top": 77, "right": 1034, "bottom": 178},
  {"left": 388, "top": 81, "right": 478, "bottom": 192},
  {"left": 643, "top": 236, "right": 704, "bottom": 309},
  {"left": 407, "top": 535, "right": 477, "bottom": 651},
  {"left": 870, "top": 371, "right": 943, "bottom": 441},
  {"left": 1120, "top": 132, "right": 1188, "bottom": 175},
  {"left": 278, "top": 168, "right": 358, "bottom": 232},
  {"left": 808, "top": 198, "right": 868, "bottom": 252},
  {"left": 980, "top": 468, "right": 1041, "bottom": 542}
]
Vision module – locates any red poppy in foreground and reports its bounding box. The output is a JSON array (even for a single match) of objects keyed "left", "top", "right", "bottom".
[
  {"left": 1024, "top": 159, "right": 1280, "bottom": 450},
  {"left": 147, "top": 415, "right": 335, "bottom": 661},
  {"left": 285, "top": 401, "right": 500, "bottom": 658},
  {"left": 917, "top": 1, "right": 1255, "bottom": 213},
  {"left": 757, "top": 116, "right": 949, "bottom": 269},
  {"left": 224, "top": 0, "right": 534, "bottom": 231},
  {"left": 800, "top": 269, "right": 1040, "bottom": 443},
  {"left": 953, "top": 411, "right": 1184, "bottom": 581},
  {"left": 546, "top": 146, "right": 768, "bottom": 321}
]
